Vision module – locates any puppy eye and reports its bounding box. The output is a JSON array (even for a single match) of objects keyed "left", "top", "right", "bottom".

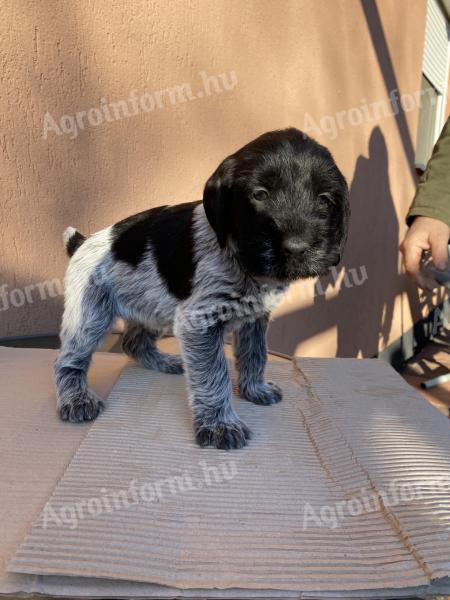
[
  {"left": 252, "top": 188, "right": 268, "bottom": 202},
  {"left": 318, "top": 192, "right": 335, "bottom": 205}
]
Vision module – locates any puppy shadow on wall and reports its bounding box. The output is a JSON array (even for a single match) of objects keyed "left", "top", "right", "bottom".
[{"left": 269, "top": 127, "right": 399, "bottom": 358}]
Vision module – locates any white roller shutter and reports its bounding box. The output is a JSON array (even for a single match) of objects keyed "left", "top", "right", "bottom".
[
  {"left": 422, "top": 0, "right": 449, "bottom": 94},
  {"left": 415, "top": 0, "right": 450, "bottom": 167}
]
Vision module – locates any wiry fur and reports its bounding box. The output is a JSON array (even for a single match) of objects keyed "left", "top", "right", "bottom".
[{"left": 55, "top": 128, "right": 350, "bottom": 449}]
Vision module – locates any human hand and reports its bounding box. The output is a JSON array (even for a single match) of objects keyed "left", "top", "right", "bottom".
[{"left": 400, "top": 216, "right": 450, "bottom": 290}]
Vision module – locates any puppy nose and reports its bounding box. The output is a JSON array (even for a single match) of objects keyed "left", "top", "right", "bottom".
[{"left": 283, "top": 238, "right": 309, "bottom": 254}]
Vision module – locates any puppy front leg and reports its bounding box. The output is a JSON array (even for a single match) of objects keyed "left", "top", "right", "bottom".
[
  {"left": 176, "top": 316, "right": 251, "bottom": 450},
  {"left": 234, "top": 316, "right": 282, "bottom": 406}
]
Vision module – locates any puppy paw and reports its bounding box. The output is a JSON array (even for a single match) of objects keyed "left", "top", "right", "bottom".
[
  {"left": 58, "top": 390, "right": 104, "bottom": 423},
  {"left": 195, "top": 418, "right": 252, "bottom": 450},
  {"left": 240, "top": 381, "right": 282, "bottom": 405},
  {"left": 140, "top": 352, "right": 184, "bottom": 374},
  {"left": 156, "top": 353, "right": 184, "bottom": 375}
]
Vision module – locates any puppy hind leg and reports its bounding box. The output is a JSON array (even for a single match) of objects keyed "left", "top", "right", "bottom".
[
  {"left": 55, "top": 286, "right": 115, "bottom": 422},
  {"left": 122, "top": 323, "right": 184, "bottom": 374}
]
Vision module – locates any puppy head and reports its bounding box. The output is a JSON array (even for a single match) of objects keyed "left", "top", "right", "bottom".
[{"left": 203, "top": 128, "right": 350, "bottom": 282}]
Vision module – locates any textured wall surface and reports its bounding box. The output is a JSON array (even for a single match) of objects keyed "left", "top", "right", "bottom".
[{"left": 0, "top": 0, "right": 439, "bottom": 358}]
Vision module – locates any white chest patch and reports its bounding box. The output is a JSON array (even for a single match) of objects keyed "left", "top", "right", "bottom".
[{"left": 260, "top": 285, "right": 288, "bottom": 313}]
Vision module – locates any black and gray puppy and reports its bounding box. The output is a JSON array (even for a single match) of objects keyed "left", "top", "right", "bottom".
[{"left": 55, "top": 128, "right": 350, "bottom": 449}]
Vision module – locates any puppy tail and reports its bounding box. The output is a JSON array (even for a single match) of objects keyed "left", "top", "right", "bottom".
[{"left": 63, "top": 226, "right": 86, "bottom": 257}]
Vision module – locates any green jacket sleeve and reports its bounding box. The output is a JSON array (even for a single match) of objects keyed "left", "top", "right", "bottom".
[{"left": 407, "top": 117, "right": 450, "bottom": 228}]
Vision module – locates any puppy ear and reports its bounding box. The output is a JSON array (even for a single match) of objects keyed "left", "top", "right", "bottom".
[{"left": 203, "top": 157, "right": 235, "bottom": 248}]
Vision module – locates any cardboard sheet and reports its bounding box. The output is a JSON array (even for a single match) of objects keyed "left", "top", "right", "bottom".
[
  {"left": 6, "top": 351, "right": 450, "bottom": 597},
  {"left": 0, "top": 346, "right": 128, "bottom": 596}
]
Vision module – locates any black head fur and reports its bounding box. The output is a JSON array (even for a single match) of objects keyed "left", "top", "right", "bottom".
[{"left": 203, "top": 128, "right": 350, "bottom": 282}]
